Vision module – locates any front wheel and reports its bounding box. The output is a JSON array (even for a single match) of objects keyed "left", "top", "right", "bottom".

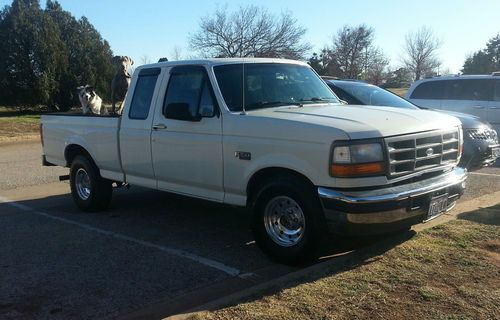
[
  {"left": 70, "top": 155, "right": 112, "bottom": 212},
  {"left": 252, "top": 177, "right": 325, "bottom": 264}
]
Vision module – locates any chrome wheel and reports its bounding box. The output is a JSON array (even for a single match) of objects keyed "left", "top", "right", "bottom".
[
  {"left": 263, "top": 196, "right": 305, "bottom": 247},
  {"left": 75, "top": 168, "right": 91, "bottom": 200}
]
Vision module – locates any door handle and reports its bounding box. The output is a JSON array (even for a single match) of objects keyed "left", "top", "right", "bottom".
[
  {"left": 472, "top": 105, "right": 484, "bottom": 109},
  {"left": 490, "top": 106, "right": 500, "bottom": 109},
  {"left": 152, "top": 123, "right": 167, "bottom": 130}
]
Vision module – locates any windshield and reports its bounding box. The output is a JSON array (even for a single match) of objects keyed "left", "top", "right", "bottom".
[
  {"left": 214, "top": 63, "right": 340, "bottom": 112},
  {"left": 334, "top": 82, "right": 418, "bottom": 109}
]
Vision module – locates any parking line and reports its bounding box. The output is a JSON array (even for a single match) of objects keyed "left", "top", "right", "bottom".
[
  {"left": 470, "top": 172, "right": 500, "bottom": 177},
  {"left": 0, "top": 195, "right": 242, "bottom": 277}
]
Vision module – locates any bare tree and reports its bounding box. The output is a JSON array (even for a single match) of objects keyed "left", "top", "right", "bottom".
[
  {"left": 364, "top": 48, "right": 390, "bottom": 85},
  {"left": 170, "top": 46, "right": 183, "bottom": 60},
  {"left": 402, "top": 27, "right": 442, "bottom": 81},
  {"left": 140, "top": 55, "right": 151, "bottom": 65},
  {"left": 322, "top": 24, "right": 389, "bottom": 81},
  {"left": 332, "top": 25, "right": 374, "bottom": 78},
  {"left": 189, "top": 5, "right": 311, "bottom": 59}
]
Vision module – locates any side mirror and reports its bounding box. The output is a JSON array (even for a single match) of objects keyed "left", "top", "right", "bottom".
[{"left": 165, "top": 103, "right": 201, "bottom": 122}]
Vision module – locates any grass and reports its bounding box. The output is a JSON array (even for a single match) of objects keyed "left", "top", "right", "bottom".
[
  {"left": 193, "top": 207, "right": 500, "bottom": 320},
  {"left": 0, "top": 107, "right": 41, "bottom": 141},
  {"left": 386, "top": 87, "right": 408, "bottom": 97}
]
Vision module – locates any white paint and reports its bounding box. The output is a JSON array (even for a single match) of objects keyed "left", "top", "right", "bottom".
[{"left": 0, "top": 195, "right": 242, "bottom": 277}]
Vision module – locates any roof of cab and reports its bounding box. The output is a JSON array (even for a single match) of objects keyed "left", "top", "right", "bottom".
[{"left": 136, "top": 57, "right": 308, "bottom": 72}]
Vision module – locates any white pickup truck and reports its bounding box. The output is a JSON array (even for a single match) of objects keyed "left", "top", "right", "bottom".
[{"left": 41, "top": 58, "right": 467, "bottom": 263}]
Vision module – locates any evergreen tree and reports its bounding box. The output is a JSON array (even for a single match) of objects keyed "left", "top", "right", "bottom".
[
  {"left": 0, "top": 0, "right": 66, "bottom": 109},
  {"left": 0, "top": 0, "right": 115, "bottom": 111},
  {"left": 462, "top": 34, "right": 500, "bottom": 74}
]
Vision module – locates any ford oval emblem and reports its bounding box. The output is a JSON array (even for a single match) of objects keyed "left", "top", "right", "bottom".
[{"left": 426, "top": 148, "right": 434, "bottom": 157}]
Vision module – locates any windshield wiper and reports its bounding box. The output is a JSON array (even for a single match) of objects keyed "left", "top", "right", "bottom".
[
  {"left": 245, "top": 101, "right": 302, "bottom": 110},
  {"left": 299, "top": 97, "right": 335, "bottom": 104}
]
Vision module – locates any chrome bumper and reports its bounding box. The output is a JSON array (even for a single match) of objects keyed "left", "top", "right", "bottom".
[{"left": 318, "top": 167, "right": 467, "bottom": 235}]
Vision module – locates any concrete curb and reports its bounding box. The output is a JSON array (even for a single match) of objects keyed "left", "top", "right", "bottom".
[{"left": 163, "top": 190, "right": 500, "bottom": 320}]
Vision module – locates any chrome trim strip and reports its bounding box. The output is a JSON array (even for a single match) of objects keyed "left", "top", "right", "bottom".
[{"left": 318, "top": 167, "right": 467, "bottom": 204}]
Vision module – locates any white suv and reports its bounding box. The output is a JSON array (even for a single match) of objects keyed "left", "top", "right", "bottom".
[{"left": 406, "top": 74, "right": 500, "bottom": 134}]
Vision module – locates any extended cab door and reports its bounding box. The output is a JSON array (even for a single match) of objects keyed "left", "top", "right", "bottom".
[
  {"left": 151, "top": 65, "right": 224, "bottom": 201},
  {"left": 119, "top": 67, "right": 164, "bottom": 188}
]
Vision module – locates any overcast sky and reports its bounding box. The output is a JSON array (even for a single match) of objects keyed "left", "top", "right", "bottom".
[{"left": 2, "top": 0, "right": 499, "bottom": 73}]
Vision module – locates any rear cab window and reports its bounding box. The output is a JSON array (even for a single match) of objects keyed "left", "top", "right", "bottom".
[{"left": 128, "top": 68, "right": 161, "bottom": 119}]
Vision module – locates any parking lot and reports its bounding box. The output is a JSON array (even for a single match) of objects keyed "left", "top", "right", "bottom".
[{"left": 1, "top": 141, "right": 499, "bottom": 320}]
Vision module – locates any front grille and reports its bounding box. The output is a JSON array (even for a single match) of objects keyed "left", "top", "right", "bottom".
[
  {"left": 385, "top": 129, "right": 460, "bottom": 177},
  {"left": 467, "top": 128, "right": 498, "bottom": 142}
]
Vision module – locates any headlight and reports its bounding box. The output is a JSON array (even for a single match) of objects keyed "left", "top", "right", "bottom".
[{"left": 331, "top": 142, "right": 386, "bottom": 177}]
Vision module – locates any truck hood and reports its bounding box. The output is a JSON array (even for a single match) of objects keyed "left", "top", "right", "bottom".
[{"left": 247, "top": 104, "right": 461, "bottom": 139}]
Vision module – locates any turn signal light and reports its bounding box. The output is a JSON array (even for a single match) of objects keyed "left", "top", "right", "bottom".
[{"left": 331, "top": 162, "right": 385, "bottom": 177}]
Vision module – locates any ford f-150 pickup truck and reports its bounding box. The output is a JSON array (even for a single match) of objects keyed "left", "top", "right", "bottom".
[{"left": 41, "top": 58, "right": 467, "bottom": 263}]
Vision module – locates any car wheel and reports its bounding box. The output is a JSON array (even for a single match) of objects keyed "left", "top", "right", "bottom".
[
  {"left": 252, "top": 176, "right": 325, "bottom": 264},
  {"left": 70, "top": 155, "right": 112, "bottom": 212}
]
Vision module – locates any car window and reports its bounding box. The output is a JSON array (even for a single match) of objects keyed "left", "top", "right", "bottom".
[
  {"left": 446, "top": 79, "right": 493, "bottom": 101},
  {"left": 335, "top": 83, "right": 418, "bottom": 109},
  {"left": 214, "top": 63, "right": 339, "bottom": 112},
  {"left": 128, "top": 68, "right": 160, "bottom": 120},
  {"left": 328, "top": 85, "right": 361, "bottom": 104},
  {"left": 163, "top": 66, "right": 217, "bottom": 118},
  {"left": 409, "top": 81, "right": 445, "bottom": 99},
  {"left": 494, "top": 80, "right": 500, "bottom": 101}
]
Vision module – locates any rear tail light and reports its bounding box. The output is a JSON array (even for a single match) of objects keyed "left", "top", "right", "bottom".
[{"left": 39, "top": 123, "right": 44, "bottom": 147}]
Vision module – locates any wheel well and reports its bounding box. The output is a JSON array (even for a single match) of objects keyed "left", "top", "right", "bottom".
[
  {"left": 246, "top": 167, "right": 315, "bottom": 207},
  {"left": 64, "top": 145, "right": 96, "bottom": 168}
]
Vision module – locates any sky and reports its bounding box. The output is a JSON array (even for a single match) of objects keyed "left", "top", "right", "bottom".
[{"left": 1, "top": 0, "right": 499, "bottom": 73}]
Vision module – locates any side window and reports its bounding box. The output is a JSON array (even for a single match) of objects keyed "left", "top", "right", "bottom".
[
  {"left": 128, "top": 68, "right": 160, "bottom": 120},
  {"left": 447, "top": 79, "right": 493, "bottom": 101},
  {"left": 163, "top": 66, "right": 217, "bottom": 118},
  {"left": 493, "top": 80, "right": 500, "bottom": 101},
  {"left": 409, "top": 81, "right": 444, "bottom": 99}
]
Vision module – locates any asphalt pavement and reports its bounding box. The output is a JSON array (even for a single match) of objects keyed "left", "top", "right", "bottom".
[{"left": 0, "top": 141, "right": 499, "bottom": 320}]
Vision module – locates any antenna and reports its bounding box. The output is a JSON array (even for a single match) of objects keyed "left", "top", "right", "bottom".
[{"left": 240, "top": 63, "right": 247, "bottom": 115}]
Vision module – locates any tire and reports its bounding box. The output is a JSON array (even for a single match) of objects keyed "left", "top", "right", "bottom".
[
  {"left": 252, "top": 176, "right": 325, "bottom": 264},
  {"left": 70, "top": 155, "right": 112, "bottom": 212}
]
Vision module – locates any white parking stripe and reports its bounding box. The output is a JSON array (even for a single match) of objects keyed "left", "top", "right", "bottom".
[
  {"left": 470, "top": 172, "right": 500, "bottom": 177},
  {"left": 0, "top": 195, "right": 242, "bottom": 277}
]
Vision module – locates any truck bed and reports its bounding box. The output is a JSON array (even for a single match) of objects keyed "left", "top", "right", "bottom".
[{"left": 41, "top": 113, "right": 123, "bottom": 181}]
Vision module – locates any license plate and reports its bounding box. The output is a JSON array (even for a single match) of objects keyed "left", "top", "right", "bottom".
[
  {"left": 427, "top": 193, "right": 449, "bottom": 220},
  {"left": 492, "top": 147, "right": 500, "bottom": 159}
]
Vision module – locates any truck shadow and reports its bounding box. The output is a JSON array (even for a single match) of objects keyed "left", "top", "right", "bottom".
[
  {"left": 0, "top": 187, "right": 415, "bottom": 319},
  {"left": 457, "top": 204, "right": 500, "bottom": 226}
]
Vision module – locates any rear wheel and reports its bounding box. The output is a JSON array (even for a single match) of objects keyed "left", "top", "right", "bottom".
[
  {"left": 70, "top": 155, "right": 112, "bottom": 212},
  {"left": 252, "top": 176, "right": 325, "bottom": 264}
]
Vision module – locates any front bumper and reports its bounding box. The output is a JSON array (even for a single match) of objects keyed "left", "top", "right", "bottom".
[
  {"left": 318, "top": 167, "right": 467, "bottom": 235},
  {"left": 460, "top": 141, "right": 499, "bottom": 171}
]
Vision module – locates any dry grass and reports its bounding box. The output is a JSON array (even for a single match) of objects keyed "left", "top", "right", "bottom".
[
  {"left": 194, "top": 208, "right": 500, "bottom": 320},
  {"left": 386, "top": 88, "right": 408, "bottom": 97},
  {"left": 0, "top": 108, "right": 41, "bottom": 142}
]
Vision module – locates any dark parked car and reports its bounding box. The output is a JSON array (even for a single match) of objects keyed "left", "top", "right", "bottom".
[{"left": 324, "top": 79, "right": 499, "bottom": 170}]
